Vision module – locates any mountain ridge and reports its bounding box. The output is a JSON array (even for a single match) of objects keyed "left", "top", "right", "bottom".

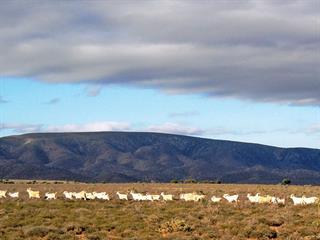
[{"left": 1, "top": 131, "right": 319, "bottom": 184}]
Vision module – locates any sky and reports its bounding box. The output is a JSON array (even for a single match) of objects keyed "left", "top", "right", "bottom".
[{"left": 0, "top": 0, "right": 319, "bottom": 148}]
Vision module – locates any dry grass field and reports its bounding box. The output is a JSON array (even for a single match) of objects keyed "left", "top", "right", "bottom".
[{"left": 0, "top": 182, "right": 319, "bottom": 240}]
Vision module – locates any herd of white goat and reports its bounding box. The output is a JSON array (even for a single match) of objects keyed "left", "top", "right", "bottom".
[{"left": 0, "top": 188, "right": 318, "bottom": 205}]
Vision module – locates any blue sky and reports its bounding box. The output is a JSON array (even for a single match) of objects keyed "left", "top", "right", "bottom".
[
  {"left": 1, "top": 77, "right": 319, "bottom": 148},
  {"left": 0, "top": 1, "right": 319, "bottom": 148}
]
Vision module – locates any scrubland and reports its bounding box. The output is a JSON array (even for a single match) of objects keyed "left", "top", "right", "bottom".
[{"left": 0, "top": 182, "right": 319, "bottom": 239}]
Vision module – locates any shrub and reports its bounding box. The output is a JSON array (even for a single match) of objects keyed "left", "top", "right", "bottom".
[
  {"left": 47, "top": 232, "right": 63, "bottom": 240},
  {"left": 3, "top": 180, "right": 14, "bottom": 184},
  {"left": 158, "top": 219, "right": 193, "bottom": 233},
  {"left": 281, "top": 178, "right": 291, "bottom": 185},
  {"left": 87, "top": 235, "right": 101, "bottom": 240},
  {"left": 26, "top": 226, "right": 50, "bottom": 237},
  {"left": 170, "top": 179, "right": 179, "bottom": 183},
  {"left": 184, "top": 179, "right": 197, "bottom": 183}
]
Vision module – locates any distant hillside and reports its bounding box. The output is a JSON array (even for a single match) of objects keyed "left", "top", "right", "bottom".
[{"left": 0, "top": 132, "right": 319, "bottom": 184}]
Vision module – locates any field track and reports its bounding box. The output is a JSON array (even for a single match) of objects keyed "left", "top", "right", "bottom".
[{"left": 0, "top": 183, "right": 319, "bottom": 239}]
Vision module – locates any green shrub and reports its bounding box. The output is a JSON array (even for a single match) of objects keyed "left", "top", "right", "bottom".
[
  {"left": 158, "top": 218, "right": 193, "bottom": 233},
  {"left": 184, "top": 179, "right": 197, "bottom": 183},
  {"left": 26, "top": 226, "right": 50, "bottom": 237},
  {"left": 170, "top": 179, "right": 179, "bottom": 183},
  {"left": 87, "top": 235, "right": 101, "bottom": 240},
  {"left": 281, "top": 178, "right": 291, "bottom": 185},
  {"left": 47, "top": 232, "right": 63, "bottom": 240}
]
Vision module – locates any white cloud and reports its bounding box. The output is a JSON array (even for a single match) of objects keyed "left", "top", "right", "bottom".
[
  {"left": 0, "top": 123, "right": 43, "bottom": 133},
  {"left": 0, "top": 121, "right": 131, "bottom": 134},
  {"left": 46, "top": 121, "right": 131, "bottom": 132},
  {"left": 146, "top": 122, "right": 205, "bottom": 136},
  {"left": 1, "top": 120, "right": 316, "bottom": 144},
  {"left": 1, "top": 121, "right": 204, "bottom": 136},
  {"left": 0, "top": 1, "right": 319, "bottom": 105}
]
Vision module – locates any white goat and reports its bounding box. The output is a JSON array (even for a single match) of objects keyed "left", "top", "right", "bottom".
[
  {"left": 271, "top": 197, "right": 285, "bottom": 205},
  {"left": 290, "top": 194, "right": 304, "bottom": 205},
  {"left": 258, "top": 195, "right": 272, "bottom": 204},
  {"left": 63, "top": 191, "right": 73, "bottom": 200},
  {"left": 93, "top": 192, "right": 110, "bottom": 200},
  {"left": 8, "top": 192, "right": 19, "bottom": 198},
  {"left": 151, "top": 194, "right": 161, "bottom": 201},
  {"left": 147, "top": 194, "right": 160, "bottom": 201},
  {"left": 26, "top": 188, "right": 40, "bottom": 199},
  {"left": 160, "top": 192, "right": 174, "bottom": 201},
  {"left": 0, "top": 190, "right": 7, "bottom": 198},
  {"left": 85, "top": 192, "right": 96, "bottom": 200},
  {"left": 116, "top": 192, "right": 128, "bottom": 200},
  {"left": 303, "top": 196, "right": 319, "bottom": 205},
  {"left": 223, "top": 194, "right": 239, "bottom": 203},
  {"left": 73, "top": 191, "right": 86, "bottom": 200},
  {"left": 211, "top": 196, "right": 222, "bottom": 203},
  {"left": 247, "top": 193, "right": 260, "bottom": 203},
  {"left": 45, "top": 192, "right": 57, "bottom": 200},
  {"left": 145, "top": 194, "right": 153, "bottom": 201},
  {"left": 180, "top": 193, "right": 196, "bottom": 201},
  {"left": 180, "top": 193, "right": 204, "bottom": 202},
  {"left": 130, "top": 191, "right": 143, "bottom": 201},
  {"left": 101, "top": 194, "right": 110, "bottom": 201},
  {"left": 275, "top": 197, "right": 285, "bottom": 205},
  {"left": 193, "top": 194, "right": 206, "bottom": 201},
  {"left": 139, "top": 194, "right": 148, "bottom": 201}
]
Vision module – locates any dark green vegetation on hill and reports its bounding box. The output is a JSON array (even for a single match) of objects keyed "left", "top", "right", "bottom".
[{"left": 0, "top": 132, "right": 320, "bottom": 184}]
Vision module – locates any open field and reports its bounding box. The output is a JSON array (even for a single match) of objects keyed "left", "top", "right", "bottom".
[{"left": 0, "top": 183, "right": 319, "bottom": 240}]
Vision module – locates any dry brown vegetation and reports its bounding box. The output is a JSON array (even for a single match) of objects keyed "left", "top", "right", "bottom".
[{"left": 0, "top": 182, "right": 319, "bottom": 239}]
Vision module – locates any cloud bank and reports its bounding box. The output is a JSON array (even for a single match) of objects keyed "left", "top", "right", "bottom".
[
  {"left": 146, "top": 122, "right": 204, "bottom": 136},
  {"left": 1, "top": 121, "right": 298, "bottom": 139},
  {"left": 0, "top": 121, "right": 131, "bottom": 134},
  {"left": 1, "top": 121, "right": 205, "bottom": 137},
  {"left": 0, "top": 0, "right": 319, "bottom": 105}
]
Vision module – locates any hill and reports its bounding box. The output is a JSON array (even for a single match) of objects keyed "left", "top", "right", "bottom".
[{"left": 0, "top": 132, "right": 319, "bottom": 184}]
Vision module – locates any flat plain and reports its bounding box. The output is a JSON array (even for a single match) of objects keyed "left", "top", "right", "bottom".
[{"left": 0, "top": 182, "right": 319, "bottom": 240}]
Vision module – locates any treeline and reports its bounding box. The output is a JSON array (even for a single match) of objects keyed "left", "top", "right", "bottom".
[
  {"left": 170, "top": 179, "right": 222, "bottom": 184},
  {"left": 0, "top": 179, "right": 66, "bottom": 184},
  {"left": 170, "top": 178, "right": 292, "bottom": 185}
]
